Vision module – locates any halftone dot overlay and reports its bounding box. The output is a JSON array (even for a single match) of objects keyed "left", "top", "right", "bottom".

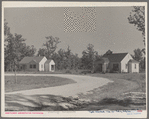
[{"left": 64, "top": 7, "right": 96, "bottom": 32}]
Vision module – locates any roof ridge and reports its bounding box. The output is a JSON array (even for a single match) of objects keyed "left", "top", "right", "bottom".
[
  {"left": 19, "top": 56, "right": 45, "bottom": 64},
  {"left": 112, "top": 52, "right": 128, "bottom": 54},
  {"left": 103, "top": 52, "right": 129, "bottom": 62}
]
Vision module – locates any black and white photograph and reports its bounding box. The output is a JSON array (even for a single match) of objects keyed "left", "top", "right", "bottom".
[{"left": 1, "top": 2, "right": 147, "bottom": 118}]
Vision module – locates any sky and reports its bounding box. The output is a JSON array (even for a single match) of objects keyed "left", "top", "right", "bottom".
[{"left": 4, "top": 7, "right": 144, "bottom": 57}]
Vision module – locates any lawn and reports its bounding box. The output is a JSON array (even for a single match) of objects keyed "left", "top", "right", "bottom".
[
  {"left": 76, "top": 72, "right": 146, "bottom": 110},
  {"left": 89, "top": 72, "right": 146, "bottom": 92},
  {"left": 5, "top": 76, "right": 76, "bottom": 93}
]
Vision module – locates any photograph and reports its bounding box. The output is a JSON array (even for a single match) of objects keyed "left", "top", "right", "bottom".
[{"left": 1, "top": 1, "right": 147, "bottom": 118}]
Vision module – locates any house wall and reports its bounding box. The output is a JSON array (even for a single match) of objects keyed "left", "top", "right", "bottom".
[
  {"left": 121, "top": 53, "right": 133, "bottom": 73},
  {"left": 27, "top": 60, "right": 39, "bottom": 71},
  {"left": 39, "top": 57, "right": 47, "bottom": 71},
  {"left": 130, "top": 63, "right": 139, "bottom": 73},
  {"left": 19, "top": 64, "right": 27, "bottom": 71},
  {"left": 44, "top": 60, "right": 55, "bottom": 72},
  {"left": 45, "top": 63, "right": 49, "bottom": 71}
]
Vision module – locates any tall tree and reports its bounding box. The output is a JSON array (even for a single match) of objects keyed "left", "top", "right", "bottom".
[
  {"left": 57, "top": 49, "right": 67, "bottom": 70},
  {"left": 132, "top": 48, "right": 145, "bottom": 70},
  {"left": 128, "top": 6, "right": 145, "bottom": 47},
  {"left": 4, "top": 19, "right": 10, "bottom": 36},
  {"left": 5, "top": 33, "right": 25, "bottom": 83},
  {"left": 132, "top": 48, "right": 143, "bottom": 62},
  {"left": 37, "top": 48, "right": 47, "bottom": 56},
  {"left": 128, "top": 6, "right": 146, "bottom": 70},
  {"left": 65, "top": 46, "right": 72, "bottom": 70},
  {"left": 43, "top": 36, "right": 60, "bottom": 59},
  {"left": 81, "top": 44, "right": 97, "bottom": 71},
  {"left": 4, "top": 20, "right": 36, "bottom": 72}
]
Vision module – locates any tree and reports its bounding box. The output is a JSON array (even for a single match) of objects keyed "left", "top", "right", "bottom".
[
  {"left": 4, "top": 20, "right": 36, "bottom": 72},
  {"left": 4, "top": 19, "right": 10, "bottom": 36},
  {"left": 128, "top": 6, "right": 146, "bottom": 71},
  {"left": 132, "top": 48, "right": 145, "bottom": 70},
  {"left": 132, "top": 48, "right": 143, "bottom": 62},
  {"left": 57, "top": 49, "right": 66, "bottom": 70},
  {"left": 65, "top": 46, "right": 72, "bottom": 70},
  {"left": 81, "top": 44, "right": 97, "bottom": 71},
  {"left": 71, "top": 53, "right": 80, "bottom": 71},
  {"left": 5, "top": 33, "right": 24, "bottom": 83},
  {"left": 37, "top": 48, "right": 47, "bottom": 56},
  {"left": 20, "top": 45, "right": 36, "bottom": 58},
  {"left": 5, "top": 33, "right": 36, "bottom": 71},
  {"left": 128, "top": 6, "right": 145, "bottom": 47},
  {"left": 43, "top": 36, "right": 60, "bottom": 59}
]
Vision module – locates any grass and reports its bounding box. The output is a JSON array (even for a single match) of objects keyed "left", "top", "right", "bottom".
[
  {"left": 5, "top": 76, "right": 76, "bottom": 93},
  {"left": 89, "top": 73, "right": 146, "bottom": 92},
  {"left": 75, "top": 72, "right": 146, "bottom": 110},
  {"left": 5, "top": 71, "right": 63, "bottom": 74}
]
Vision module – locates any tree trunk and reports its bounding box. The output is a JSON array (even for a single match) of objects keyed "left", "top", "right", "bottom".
[
  {"left": 14, "top": 69, "right": 17, "bottom": 83},
  {"left": 14, "top": 63, "right": 17, "bottom": 84}
]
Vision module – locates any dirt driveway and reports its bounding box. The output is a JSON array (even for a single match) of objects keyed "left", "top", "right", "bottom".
[{"left": 5, "top": 74, "right": 113, "bottom": 97}]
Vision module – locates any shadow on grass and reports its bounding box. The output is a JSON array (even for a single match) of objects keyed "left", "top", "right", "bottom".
[
  {"left": 79, "top": 97, "right": 146, "bottom": 110},
  {"left": 5, "top": 94, "right": 79, "bottom": 111},
  {"left": 99, "top": 97, "right": 146, "bottom": 106},
  {"left": 5, "top": 94, "right": 146, "bottom": 111}
]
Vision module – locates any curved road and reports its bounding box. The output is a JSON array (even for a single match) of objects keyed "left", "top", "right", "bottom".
[{"left": 5, "top": 74, "right": 113, "bottom": 97}]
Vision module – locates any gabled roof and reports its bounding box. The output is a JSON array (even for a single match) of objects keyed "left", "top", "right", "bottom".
[
  {"left": 103, "top": 53, "right": 128, "bottom": 62},
  {"left": 129, "top": 59, "right": 139, "bottom": 63},
  {"left": 19, "top": 56, "right": 45, "bottom": 64},
  {"left": 45, "top": 59, "right": 52, "bottom": 64}
]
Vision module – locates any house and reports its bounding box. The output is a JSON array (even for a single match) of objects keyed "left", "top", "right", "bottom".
[
  {"left": 45, "top": 60, "right": 55, "bottom": 72},
  {"left": 95, "top": 52, "right": 139, "bottom": 73},
  {"left": 19, "top": 56, "right": 55, "bottom": 72}
]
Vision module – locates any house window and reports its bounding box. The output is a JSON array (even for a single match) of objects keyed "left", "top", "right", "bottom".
[
  {"left": 33, "top": 65, "right": 36, "bottom": 68},
  {"left": 41, "top": 64, "right": 43, "bottom": 68},
  {"left": 51, "top": 65, "right": 54, "bottom": 70},
  {"left": 125, "top": 64, "right": 128, "bottom": 69},
  {"left": 30, "top": 64, "right": 36, "bottom": 69},
  {"left": 113, "top": 64, "right": 119, "bottom": 71},
  {"left": 30, "top": 65, "right": 32, "bottom": 68},
  {"left": 135, "top": 64, "right": 136, "bottom": 69}
]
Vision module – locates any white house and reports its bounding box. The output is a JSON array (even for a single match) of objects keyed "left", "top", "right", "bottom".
[
  {"left": 128, "top": 59, "right": 139, "bottom": 73},
  {"left": 45, "top": 60, "right": 55, "bottom": 72},
  {"left": 19, "top": 56, "right": 55, "bottom": 72},
  {"left": 95, "top": 52, "right": 139, "bottom": 73}
]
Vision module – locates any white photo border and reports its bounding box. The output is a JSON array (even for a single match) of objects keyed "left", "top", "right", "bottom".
[{"left": 1, "top": 1, "right": 148, "bottom": 118}]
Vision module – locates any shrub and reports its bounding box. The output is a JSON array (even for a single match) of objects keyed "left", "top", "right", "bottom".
[
  {"left": 80, "top": 70, "right": 92, "bottom": 74},
  {"left": 65, "top": 70, "right": 72, "bottom": 74}
]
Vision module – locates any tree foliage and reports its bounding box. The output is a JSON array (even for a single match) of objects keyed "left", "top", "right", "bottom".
[
  {"left": 132, "top": 48, "right": 143, "bottom": 62},
  {"left": 128, "top": 6, "right": 145, "bottom": 46},
  {"left": 4, "top": 19, "right": 10, "bottom": 36},
  {"left": 81, "top": 44, "right": 98, "bottom": 70},
  {"left": 132, "top": 48, "right": 145, "bottom": 70},
  {"left": 4, "top": 20, "right": 36, "bottom": 71},
  {"left": 43, "top": 36, "right": 61, "bottom": 59}
]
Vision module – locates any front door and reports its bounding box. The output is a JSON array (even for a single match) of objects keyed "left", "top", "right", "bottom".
[
  {"left": 128, "top": 63, "right": 132, "bottom": 73},
  {"left": 98, "top": 64, "right": 102, "bottom": 72},
  {"left": 22, "top": 65, "right": 26, "bottom": 71},
  {"left": 51, "top": 65, "right": 55, "bottom": 71},
  {"left": 113, "top": 64, "right": 119, "bottom": 71}
]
